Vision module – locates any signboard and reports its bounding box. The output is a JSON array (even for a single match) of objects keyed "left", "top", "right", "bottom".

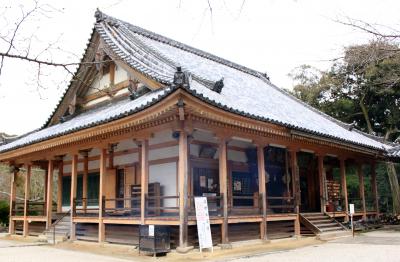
[
  {"left": 349, "top": 204, "right": 355, "bottom": 215},
  {"left": 148, "top": 225, "right": 154, "bottom": 237},
  {"left": 194, "top": 197, "right": 213, "bottom": 252}
]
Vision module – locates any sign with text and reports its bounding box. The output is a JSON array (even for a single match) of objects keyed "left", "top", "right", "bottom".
[
  {"left": 194, "top": 197, "right": 213, "bottom": 251},
  {"left": 349, "top": 204, "right": 355, "bottom": 215}
]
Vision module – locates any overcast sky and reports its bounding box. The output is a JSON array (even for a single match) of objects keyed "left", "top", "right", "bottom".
[{"left": 0, "top": 0, "right": 399, "bottom": 136}]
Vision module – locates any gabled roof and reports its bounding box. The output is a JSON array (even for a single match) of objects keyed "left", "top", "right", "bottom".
[{"left": 0, "top": 10, "right": 391, "bottom": 155}]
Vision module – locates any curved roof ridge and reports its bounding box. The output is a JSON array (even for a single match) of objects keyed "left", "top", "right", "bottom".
[{"left": 95, "top": 9, "right": 268, "bottom": 79}]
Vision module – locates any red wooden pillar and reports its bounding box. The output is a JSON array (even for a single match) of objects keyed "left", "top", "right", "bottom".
[
  {"left": 46, "top": 160, "right": 54, "bottom": 229},
  {"left": 9, "top": 166, "right": 18, "bottom": 234},
  {"left": 23, "top": 164, "right": 31, "bottom": 237},
  {"left": 339, "top": 158, "right": 349, "bottom": 222},
  {"left": 357, "top": 162, "right": 367, "bottom": 219},
  {"left": 317, "top": 154, "right": 326, "bottom": 213},
  {"left": 70, "top": 154, "right": 78, "bottom": 240},
  {"left": 370, "top": 161, "right": 379, "bottom": 217},
  {"left": 140, "top": 140, "right": 149, "bottom": 225},
  {"left": 178, "top": 130, "right": 189, "bottom": 251},
  {"left": 219, "top": 137, "right": 229, "bottom": 246},
  {"left": 290, "top": 149, "right": 301, "bottom": 236},
  {"left": 257, "top": 144, "right": 268, "bottom": 240},
  {"left": 57, "top": 161, "right": 63, "bottom": 213},
  {"left": 98, "top": 148, "right": 107, "bottom": 243}
]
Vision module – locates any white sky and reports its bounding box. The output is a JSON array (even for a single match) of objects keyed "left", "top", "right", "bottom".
[{"left": 0, "top": 0, "right": 399, "bottom": 136}]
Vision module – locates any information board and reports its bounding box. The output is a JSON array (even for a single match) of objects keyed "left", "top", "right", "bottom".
[{"left": 194, "top": 197, "right": 213, "bottom": 252}]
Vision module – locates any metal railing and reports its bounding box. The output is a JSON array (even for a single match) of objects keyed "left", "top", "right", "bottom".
[{"left": 50, "top": 210, "right": 70, "bottom": 245}]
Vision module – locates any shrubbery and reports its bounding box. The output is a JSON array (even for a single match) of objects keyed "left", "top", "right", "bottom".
[{"left": 0, "top": 200, "right": 9, "bottom": 226}]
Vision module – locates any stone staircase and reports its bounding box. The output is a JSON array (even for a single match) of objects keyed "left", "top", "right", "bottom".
[
  {"left": 300, "top": 212, "right": 351, "bottom": 240},
  {"left": 40, "top": 212, "right": 71, "bottom": 244}
]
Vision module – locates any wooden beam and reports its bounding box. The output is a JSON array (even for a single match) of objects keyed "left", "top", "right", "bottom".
[
  {"left": 317, "top": 154, "right": 326, "bottom": 213},
  {"left": 178, "top": 130, "right": 189, "bottom": 249},
  {"left": 370, "top": 161, "right": 379, "bottom": 217},
  {"left": 82, "top": 153, "right": 89, "bottom": 212},
  {"left": 357, "top": 163, "right": 367, "bottom": 220},
  {"left": 46, "top": 160, "right": 54, "bottom": 229},
  {"left": 70, "top": 154, "right": 78, "bottom": 240},
  {"left": 219, "top": 137, "right": 229, "bottom": 244},
  {"left": 257, "top": 144, "right": 267, "bottom": 240},
  {"left": 289, "top": 149, "right": 301, "bottom": 236},
  {"left": 340, "top": 158, "right": 349, "bottom": 222},
  {"left": 9, "top": 167, "right": 18, "bottom": 234},
  {"left": 140, "top": 140, "right": 149, "bottom": 225},
  {"left": 23, "top": 164, "right": 31, "bottom": 237},
  {"left": 57, "top": 161, "right": 63, "bottom": 213},
  {"left": 98, "top": 148, "right": 107, "bottom": 243}
]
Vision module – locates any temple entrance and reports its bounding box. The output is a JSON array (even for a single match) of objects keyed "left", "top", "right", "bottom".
[{"left": 298, "top": 152, "right": 321, "bottom": 212}]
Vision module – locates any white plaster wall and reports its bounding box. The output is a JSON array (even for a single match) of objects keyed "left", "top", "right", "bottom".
[
  {"left": 149, "top": 130, "right": 174, "bottom": 145},
  {"left": 88, "top": 74, "right": 110, "bottom": 95},
  {"left": 149, "top": 146, "right": 178, "bottom": 161},
  {"left": 149, "top": 162, "right": 177, "bottom": 207},
  {"left": 114, "top": 65, "right": 128, "bottom": 83},
  {"left": 114, "top": 153, "right": 138, "bottom": 166},
  {"left": 116, "top": 139, "right": 137, "bottom": 151},
  {"left": 190, "top": 144, "right": 200, "bottom": 157}
]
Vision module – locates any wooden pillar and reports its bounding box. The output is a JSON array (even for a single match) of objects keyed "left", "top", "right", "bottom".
[
  {"left": 70, "top": 154, "right": 78, "bottom": 240},
  {"left": 82, "top": 152, "right": 89, "bottom": 212},
  {"left": 98, "top": 148, "right": 107, "bottom": 243},
  {"left": 357, "top": 162, "right": 367, "bottom": 219},
  {"left": 9, "top": 167, "right": 18, "bottom": 234},
  {"left": 23, "top": 164, "right": 31, "bottom": 237},
  {"left": 219, "top": 137, "right": 229, "bottom": 244},
  {"left": 178, "top": 131, "right": 189, "bottom": 249},
  {"left": 290, "top": 150, "right": 300, "bottom": 236},
  {"left": 140, "top": 140, "right": 149, "bottom": 225},
  {"left": 339, "top": 158, "right": 349, "bottom": 222},
  {"left": 57, "top": 161, "right": 63, "bottom": 213},
  {"left": 46, "top": 160, "right": 54, "bottom": 229},
  {"left": 370, "top": 161, "right": 379, "bottom": 216},
  {"left": 317, "top": 154, "right": 326, "bottom": 213},
  {"left": 257, "top": 144, "right": 267, "bottom": 240}
]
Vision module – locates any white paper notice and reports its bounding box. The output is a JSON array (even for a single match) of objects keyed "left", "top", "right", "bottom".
[
  {"left": 194, "top": 197, "right": 213, "bottom": 251},
  {"left": 148, "top": 225, "right": 154, "bottom": 237}
]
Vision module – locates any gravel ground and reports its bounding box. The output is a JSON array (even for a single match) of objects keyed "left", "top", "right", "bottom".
[
  {"left": 229, "top": 230, "right": 400, "bottom": 262},
  {"left": 0, "top": 229, "right": 399, "bottom": 262}
]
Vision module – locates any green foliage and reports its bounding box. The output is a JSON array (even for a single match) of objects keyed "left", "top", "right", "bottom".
[
  {"left": 289, "top": 40, "right": 400, "bottom": 140},
  {"left": 0, "top": 200, "right": 9, "bottom": 226}
]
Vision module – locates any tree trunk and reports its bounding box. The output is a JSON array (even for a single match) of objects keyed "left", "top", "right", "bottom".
[
  {"left": 386, "top": 162, "right": 400, "bottom": 214},
  {"left": 359, "top": 94, "right": 374, "bottom": 134}
]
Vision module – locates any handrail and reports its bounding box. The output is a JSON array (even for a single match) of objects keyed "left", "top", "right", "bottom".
[{"left": 50, "top": 210, "right": 71, "bottom": 245}]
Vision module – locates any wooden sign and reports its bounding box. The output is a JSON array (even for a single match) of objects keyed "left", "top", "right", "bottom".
[{"left": 194, "top": 197, "right": 213, "bottom": 252}]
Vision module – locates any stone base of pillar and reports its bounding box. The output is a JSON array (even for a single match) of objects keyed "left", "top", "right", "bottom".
[{"left": 176, "top": 245, "right": 194, "bottom": 253}]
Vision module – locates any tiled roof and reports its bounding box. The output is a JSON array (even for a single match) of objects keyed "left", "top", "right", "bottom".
[
  {"left": 0, "top": 10, "right": 392, "bottom": 154},
  {"left": 387, "top": 146, "right": 400, "bottom": 159}
]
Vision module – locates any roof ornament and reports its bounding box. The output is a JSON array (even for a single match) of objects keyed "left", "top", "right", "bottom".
[
  {"left": 95, "top": 8, "right": 105, "bottom": 23},
  {"left": 212, "top": 78, "right": 224, "bottom": 93},
  {"left": 348, "top": 121, "right": 357, "bottom": 131},
  {"left": 262, "top": 72, "right": 270, "bottom": 81},
  {"left": 173, "top": 67, "right": 190, "bottom": 87}
]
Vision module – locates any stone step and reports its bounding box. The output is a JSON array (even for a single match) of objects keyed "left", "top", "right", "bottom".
[
  {"left": 306, "top": 216, "right": 330, "bottom": 220},
  {"left": 320, "top": 226, "right": 346, "bottom": 232},
  {"left": 311, "top": 219, "right": 335, "bottom": 224},
  {"left": 315, "top": 223, "right": 341, "bottom": 228}
]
